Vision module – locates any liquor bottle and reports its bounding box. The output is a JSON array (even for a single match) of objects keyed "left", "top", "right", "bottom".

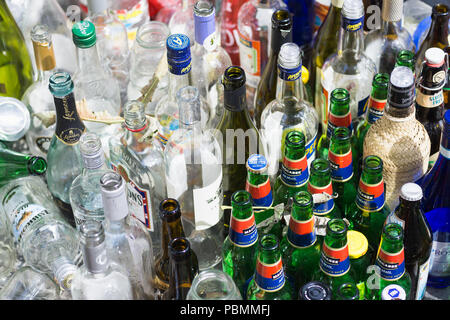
[
  {"left": 0, "top": 0, "right": 33, "bottom": 99},
  {"left": 46, "top": 71, "right": 86, "bottom": 226},
  {"left": 273, "top": 130, "right": 309, "bottom": 206},
  {"left": 385, "top": 183, "right": 433, "bottom": 300},
  {"left": 312, "top": 218, "right": 357, "bottom": 299},
  {"left": 69, "top": 132, "right": 110, "bottom": 230},
  {"left": 164, "top": 86, "right": 223, "bottom": 271},
  {"left": 444, "top": 47, "right": 449, "bottom": 110},
  {"left": 216, "top": 66, "right": 265, "bottom": 237},
  {"left": 363, "top": 66, "right": 431, "bottom": 209},
  {"left": 347, "top": 230, "right": 371, "bottom": 300},
  {"left": 395, "top": 50, "right": 415, "bottom": 72},
  {"left": 71, "top": 220, "right": 133, "bottom": 300},
  {"left": 260, "top": 42, "right": 319, "bottom": 178},
  {"left": 319, "top": 0, "right": 377, "bottom": 130},
  {"left": 22, "top": 25, "right": 57, "bottom": 158},
  {"left": 186, "top": 269, "right": 243, "bottom": 300},
  {"left": 254, "top": 9, "right": 293, "bottom": 128},
  {"left": 346, "top": 155, "right": 390, "bottom": 253},
  {"left": 109, "top": 0, "right": 150, "bottom": 45},
  {"left": 164, "top": 237, "right": 199, "bottom": 300},
  {"left": 414, "top": 4, "right": 449, "bottom": 75},
  {"left": 0, "top": 142, "right": 46, "bottom": 186},
  {"left": 222, "top": 190, "right": 259, "bottom": 299},
  {"left": 100, "top": 171, "right": 155, "bottom": 300},
  {"left": 363, "top": 0, "right": 415, "bottom": 74},
  {"left": 365, "top": 223, "right": 412, "bottom": 300},
  {"left": 280, "top": 191, "right": 321, "bottom": 292},
  {"left": 298, "top": 281, "right": 332, "bottom": 300},
  {"left": 416, "top": 47, "right": 446, "bottom": 163},
  {"left": 220, "top": 0, "right": 246, "bottom": 65},
  {"left": 108, "top": 100, "right": 162, "bottom": 255},
  {"left": 311, "top": 0, "right": 343, "bottom": 127},
  {"left": 0, "top": 176, "right": 78, "bottom": 290},
  {"left": 328, "top": 126, "right": 358, "bottom": 215}
]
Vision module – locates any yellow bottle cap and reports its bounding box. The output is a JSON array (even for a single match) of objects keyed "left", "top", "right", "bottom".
[
  {"left": 347, "top": 230, "right": 368, "bottom": 259},
  {"left": 301, "top": 65, "right": 309, "bottom": 84}
]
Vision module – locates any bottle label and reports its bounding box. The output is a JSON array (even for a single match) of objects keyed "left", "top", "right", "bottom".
[
  {"left": 278, "top": 64, "right": 302, "bottom": 82},
  {"left": 356, "top": 179, "right": 385, "bottom": 212},
  {"left": 280, "top": 154, "right": 309, "bottom": 187},
  {"left": 415, "top": 257, "right": 431, "bottom": 300},
  {"left": 326, "top": 111, "right": 353, "bottom": 139},
  {"left": 281, "top": 128, "right": 317, "bottom": 167},
  {"left": 255, "top": 257, "right": 285, "bottom": 292},
  {"left": 307, "top": 181, "right": 335, "bottom": 216},
  {"left": 358, "top": 95, "right": 370, "bottom": 117},
  {"left": 341, "top": 16, "right": 364, "bottom": 32},
  {"left": 376, "top": 247, "right": 405, "bottom": 281},
  {"left": 367, "top": 97, "right": 387, "bottom": 124},
  {"left": 429, "top": 240, "right": 450, "bottom": 279},
  {"left": 54, "top": 93, "right": 86, "bottom": 145},
  {"left": 246, "top": 179, "right": 273, "bottom": 207},
  {"left": 416, "top": 90, "right": 444, "bottom": 108},
  {"left": 193, "top": 172, "right": 223, "bottom": 231},
  {"left": 329, "top": 149, "right": 354, "bottom": 182},
  {"left": 168, "top": 58, "right": 192, "bottom": 76},
  {"left": 114, "top": 0, "right": 148, "bottom": 42},
  {"left": 320, "top": 242, "right": 350, "bottom": 276},
  {"left": 287, "top": 216, "right": 316, "bottom": 248},
  {"left": 229, "top": 215, "right": 258, "bottom": 247},
  {"left": 237, "top": 31, "right": 261, "bottom": 88}
]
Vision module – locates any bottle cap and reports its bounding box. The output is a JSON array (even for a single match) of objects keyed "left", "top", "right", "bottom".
[
  {"left": 166, "top": 34, "right": 191, "bottom": 62},
  {"left": 382, "top": 284, "right": 407, "bottom": 300},
  {"left": 400, "top": 183, "right": 423, "bottom": 202},
  {"left": 382, "top": 0, "right": 403, "bottom": 22},
  {"left": 299, "top": 281, "right": 332, "bottom": 300},
  {"left": 0, "top": 97, "right": 30, "bottom": 142},
  {"left": 347, "top": 230, "right": 368, "bottom": 259},
  {"left": 424, "top": 47, "right": 445, "bottom": 67},
  {"left": 72, "top": 20, "right": 96, "bottom": 48},
  {"left": 388, "top": 66, "right": 415, "bottom": 109},
  {"left": 100, "top": 172, "right": 129, "bottom": 221},
  {"left": 246, "top": 154, "right": 268, "bottom": 173}
]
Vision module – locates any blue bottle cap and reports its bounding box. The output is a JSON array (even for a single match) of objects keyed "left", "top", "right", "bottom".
[
  {"left": 166, "top": 34, "right": 191, "bottom": 75},
  {"left": 246, "top": 154, "right": 268, "bottom": 173}
]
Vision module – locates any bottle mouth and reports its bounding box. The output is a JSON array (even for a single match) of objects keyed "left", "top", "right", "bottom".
[
  {"left": 372, "top": 73, "right": 390, "bottom": 89},
  {"left": 258, "top": 234, "right": 279, "bottom": 252},
  {"left": 311, "top": 158, "right": 330, "bottom": 175},
  {"left": 383, "top": 223, "right": 403, "bottom": 241},
  {"left": 79, "top": 220, "right": 105, "bottom": 247},
  {"left": 136, "top": 21, "right": 170, "bottom": 49},
  {"left": 338, "top": 283, "right": 359, "bottom": 300},
  {"left": 194, "top": 0, "right": 214, "bottom": 17},
  {"left": 285, "top": 130, "right": 306, "bottom": 148},
  {"left": 272, "top": 9, "right": 292, "bottom": 29},
  {"left": 278, "top": 43, "right": 302, "bottom": 71},
  {"left": 362, "top": 155, "right": 383, "bottom": 173},
  {"left": 169, "top": 237, "right": 191, "bottom": 261},
  {"left": 31, "top": 24, "right": 51, "bottom": 44},
  {"left": 293, "top": 191, "right": 313, "bottom": 208},
  {"left": 432, "top": 3, "right": 449, "bottom": 17},
  {"left": 49, "top": 71, "right": 74, "bottom": 97},
  {"left": 331, "top": 126, "right": 351, "bottom": 142},
  {"left": 80, "top": 132, "right": 102, "bottom": 156},
  {"left": 330, "top": 88, "right": 350, "bottom": 104},
  {"left": 222, "top": 66, "right": 246, "bottom": 90},
  {"left": 326, "top": 218, "right": 347, "bottom": 236},
  {"left": 159, "top": 198, "right": 182, "bottom": 221},
  {"left": 231, "top": 190, "right": 252, "bottom": 207},
  {"left": 123, "top": 100, "right": 147, "bottom": 130},
  {"left": 29, "top": 156, "right": 47, "bottom": 175},
  {"left": 100, "top": 171, "right": 124, "bottom": 192}
]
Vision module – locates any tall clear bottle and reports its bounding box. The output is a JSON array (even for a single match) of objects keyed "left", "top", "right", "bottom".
[{"left": 164, "top": 86, "right": 223, "bottom": 271}]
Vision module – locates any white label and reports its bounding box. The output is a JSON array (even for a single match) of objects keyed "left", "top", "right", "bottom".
[
  {"left": 429, "top": 241, "right": 450, "bottom": 278},
  {"left": 415, "top": 257, "right": 431, "bottom": 300},
  {"left": 193, "top": 171, "right": 223, "bottom": 230},
  {"left": 126, "top": 179, "right": 154, "bottom": 232},
  {"left": 416, "top": 90, "right": 444, "bottom": 108}
]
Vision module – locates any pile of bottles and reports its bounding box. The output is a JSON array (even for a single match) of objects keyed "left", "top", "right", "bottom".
[{"left": 0, "top": 0, "right": 448, "bottom": 301}]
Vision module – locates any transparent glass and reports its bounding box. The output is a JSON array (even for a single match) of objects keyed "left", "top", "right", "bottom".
[
  {"left": 186, "top": 269, "right": 242, "bottom": 300},
  {"left": 168, "top": 0, "right": 196, "bottom": 45},
  {"left": 0, "top": 211, "right": 17, "bottom": 290},
  {"left": 0, "top": 97, "right": 30, "bottom": 143}
]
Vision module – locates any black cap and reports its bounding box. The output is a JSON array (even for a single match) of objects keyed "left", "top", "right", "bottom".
[{"left": 299, "top": 281, "right": 332, "bottom": 300}]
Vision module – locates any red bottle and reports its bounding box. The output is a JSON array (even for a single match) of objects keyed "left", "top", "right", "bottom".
[{"left": 220, "top": 0, "right": 246, "bottom": 65}]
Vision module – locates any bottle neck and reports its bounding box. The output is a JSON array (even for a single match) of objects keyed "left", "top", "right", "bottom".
[
  {"left": 396, "top": 198, "right": 422, "bottom": 220},
  {"left": 76, "top": 44, "right": 102, "bottom": 73},
  {"left": 381, "top": 19, "right": 402, "bottom": 36},
  {"left": 82, "top": 239, "right": 108, "bottom": 275},
  {"left": 53, "top": 92, "right": 86, "bottom": 145},
  {"left": 428, "top": 14, "right": 450, "bottom": 42},
  {"left": 275, "top": 74, "right": 303, "bottom": 102},
  {"left": 167, "top": 250, "right": 193, "bottom": 299},
  {"left": 384, "top": 103, "right": 415, "bottom": 119},
  {"left": 338, "top": 19, "right": 365, "bottom": 58},
  {"left": 360, "top": 168, "right": 383, "bottom": 185},
  {"left": 168, "top": 72, "right": 191, "bottom": 99},
  {"left": 291, "top": 202, "right": 313, "bottom": 221},
  {"left": 161, "top": 217, "right": 186, "bottom": 260},
  {"left": 223, "top": 83, "right": 248, "bottom": 112},
  {"left": 309, "top": 169, "right": 331, "bottom": 188},
  {"left": 324, "top": 230, "right": 347, "bottom": 249}
]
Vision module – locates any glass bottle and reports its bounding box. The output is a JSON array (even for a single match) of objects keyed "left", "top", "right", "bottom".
[
  {"left": 69, "top": 132, "right": 110, "bottom": 230},
  {"left": 100, "top": 171, "right": 155, "bottom": 300},
  {"left": 186, "top": 268, "right": 243, "bottom": 300},
  {"left": 363, "top": 0, "right": 415, "bottom": 74},
  {"left": 164, "top": 86, "right": 223, "bottom": 271},
  {"left": 280, "top": 191, "right": 321, "bottom": 292},
  {"left": 247, "top": 233, "right": 294, "bottom": 300},
  {"left": 220, "top": 0, "right": 246, "bottom": 65},
  {"left": 22, "top": 24, "right": 57, "bottom": 158},
  {"left": 414, "top": 4, "right": 449, "bottom": 75},
  {"left": 70, "top": 220, "right": 133, "bottom": 300},
  {"left": 0, "top": 176, "right": 79, "bottom": 290},
  {"left": 260, "top": 42, "right": 319, "bottom": 178},
  {"left": 46, "top": 71, "right": 86, "bottom": 226},
  {"left": 222, "top": 190, "right": 259, "bottom": 299},
  {"left": 365, "top": 223, "right": 412, "bottom": 300},
  {"left": 0, "top": 0, "right": 33, "bottom": 99},
  {"left": 335, "top": 282, "right": 359, "bottom": 300},
  {"left": 347, "top": 229, "right": 371, "bottom": 300},
  {"left": 444, "top": 47, "right": 449, "bottom": 110},
  {"left": 298, "top": 281, "right": 332, "bottom": 300},
  {"left": 319, "top": 0, "right": 377, "bottom": 130},
  {"left": 395, "top": 49, "right": 415, "bottom": 72},
  {"left": 168, "top": 0, "right": 195, "bottom": 46},
  {"left": 254, "top": 9, "right": 293, "bottom": 127}
]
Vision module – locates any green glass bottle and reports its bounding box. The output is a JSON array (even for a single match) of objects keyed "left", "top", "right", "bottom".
[
  {"left": 0, "top": 0, "right": 33, "bottom": 99},
  {"left": 273, "top": 130, "right": 309, "bottom": 206},
  {"left": 329, "top": 126, "right": 358, "bottom": 214},
  {"left": 335, "top": 282, "right": 360, "bottom": 300},
  {"left": 365, "top": 223, "right": 412, "bottom": 300},
  {"left": 222, "top": 190, "right": 259, "bottom": 299},
  {"left": 395, "top": 50, "right": 415, "bottom": 72},
  {"left": 312, "top": 218, "right": 357, "bottom": 299},
  {"left": 247, "top": 233, "right": 294, "bottom": 300},
  {"left": 346, "top": 155, "right": 391, "bottom": 254},
  {"left": 280, "top": 191, "right": 321, "bottom": 292},
  {"left": 216, "top": 66, "right": 265, "bottom": 238},
  {"left": 0, "top": 141, "right": 47, "bottom": 186},
  {"left": 347, "top": 229, "right": 372, "bottom": 300}
]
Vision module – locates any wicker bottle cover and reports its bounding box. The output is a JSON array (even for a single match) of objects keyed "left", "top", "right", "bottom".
[{"left": 363, "top": 66, "right": 431, "bottom": 209}]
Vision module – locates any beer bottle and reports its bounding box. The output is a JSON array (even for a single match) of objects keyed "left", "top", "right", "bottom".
[
  {"left": 298, "top": 281, "right": 332, "bottom": 300},
  {"left": 335, "top": 282, "right": 360, "bottom": 300},
  {"left": 395, "top": 50, "right": 415, "bottom": 72},
  {"left": 247, "top": 233, "right": 295, "bottom": 300},
  {"left": 444, "top": 47, "right": 449, "bottom": 110},
  {"left": 280, "top": 191, "right": 321, "bottom": 292},
  {"left": 346, "top": 155, "right": 390, "bottom": 253},
  {"left": 347, "top": 230, "right": 371, "bottom": 300},
  {"left": 385, "top": 183, "right": 433, "bottom": 300},
  {"left": 273, "top": 130, "right": 309, "bottom": 206},
  {"left": 222, "top": 190, "right": 258, "bottom": 299},
  {"left": 329, "top": 126, "right": 358, "bottom": 214},
  {"left": 365, "top": 223, "right": 412, "bottom": 300},
  {"left": 312, "top": 218, "right": 357, "bottom": 299}
]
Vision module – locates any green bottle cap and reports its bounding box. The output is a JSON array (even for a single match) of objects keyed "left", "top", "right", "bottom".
[{"left": 72, "top": 20, "right": 96, "bottom": 48}]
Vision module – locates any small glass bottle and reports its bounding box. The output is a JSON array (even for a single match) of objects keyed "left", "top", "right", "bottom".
[
  {"left": 335, "top": 282, "right": 360, "bottom": 300},
  {"left": 395, "top": 50, "right": 415, "bottom": 72},
  {"left": 186, "top": 268, "right": 243, "bottom": 300}
]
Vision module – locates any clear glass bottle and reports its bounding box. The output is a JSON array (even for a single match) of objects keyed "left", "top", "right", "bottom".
[
  {"left": 260, "top": 42, "right": 319, "bottom": 179},
  {"left": 71, "top": 220, "right": 133, "bottom": 300},
  {"left": 168, "top": 0, "right": 196, "bottom": 45},
  {"left": 0, "top": 97, "right": 30, "bottom": 144},
  {"left": 22, "top": 24, "right": 57, "bottom": 158},
  {"left": 319, "top": 0, "right": 377, "bottom": 130},
  {"left": 164, "top": 86, "right": 223, "bottom": 271},
  {"left": 0, "top": 203, "right": 17, "bottom": 290},
  {"left": 186, "top": 268, "right": 243, "bottom": 300},
  {"left": 363, "top": 0, "right": 415, "bottom": 74},
  {"left": 100, "top": 171, "right": 155, "bottom": 300}
]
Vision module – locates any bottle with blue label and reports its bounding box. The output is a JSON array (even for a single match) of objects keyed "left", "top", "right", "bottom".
[
  {"left": 365, "top": 223, "right": 411, "bottom": 300},
  {"left": 280, "top": 191, "right": 321, "bottom": 292},
  {"left": 247, "top": 233, "right": 295, "bottom": 300}
]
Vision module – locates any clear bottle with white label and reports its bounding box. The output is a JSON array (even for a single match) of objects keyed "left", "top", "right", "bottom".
[{"left": 164, "top": 86, "right": 223, "bottom": 271}]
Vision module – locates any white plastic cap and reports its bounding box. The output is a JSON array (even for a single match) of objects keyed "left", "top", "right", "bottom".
[
  {"left": 425, "top": 47, "right": 445, "bottom": 66},
  {"left": 279, "top": 43, "right": 302, "bottom": 69},
  {"left": 400, "top": 183, "right": 423, "bottom": 202},
  {"left": 342, "top": 0, "right": 364, "bottom": 19},
  {"left": 382, "top": 284, "right": 407, "bottom": 300}
]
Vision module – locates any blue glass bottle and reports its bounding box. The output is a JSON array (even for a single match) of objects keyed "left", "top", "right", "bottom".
[{"left": 282, "top": 0, "right": 315, "bottom": 51}]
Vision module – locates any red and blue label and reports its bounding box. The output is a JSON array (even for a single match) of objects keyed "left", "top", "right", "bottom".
[
  {"left": 376, "top": 247, "right": 405, "bottom": 281},
  {"left": 356, "top": 179, "right": 385, "bottom": 212},
  {"left": 280, "top": 154, "right": 309, "bottom": 187},
  {"left": 367, "top": 97, "right": 386, "bottom": 124},
  {"left": 246, "top": 179, "right": 273, "bottom": 207},
  {"left": 307, "top": 181, "right": 335, "bottom": 215},
  {"left": 229, "top": 215, "right": 258, "bottom": 247},
  {"left": 287, "top": 216, "right": 316, "bottom": 248},
  {"left": 320, "top": 242, "right": 350, "bottom": 276},
  {"left": 329, "top": 149, "right": 354, "bottom": 182},
  {"left": 326, "top": 111, "right": 353, "bottom": 139},
  {"left": 255, "top": 257, "right": 285, "bottom": 292}
]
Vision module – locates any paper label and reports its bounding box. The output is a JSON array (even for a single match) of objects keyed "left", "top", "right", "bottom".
[
  {"left": 287, "top": 216, "right": 316, "bottom": 248},
  {"left": 307, "top": 181, "right": 335, "bottom": 216},
  {"left": 326, "top": 110, "right": 353, "bottom": 138},
  {"left": 238, "top": 32, "right": 261, "bottom": 88},
  {"left": 255, "top": 257, "right": 285, "bottom": 292},
  {"left": 229, "top": 214, "right": 258, "bottom": 247},
  {"left": 416, "top": 90, "right": 444, "bottom": 108},
  {"left": 193, "top": 171, "right": 223, "bottom": 230},
  {"left": 329, "top": 149, "right": 354, "bottom": 182},
  {"left": 320, "top": 242, "right": 350, "bottom": 276},
  {"left": 429, "top": 241, "right": 450, "bottom": 279},
  {"left": 415, "top": 257, "right": 431, "bottom": 300},
  {"left": 280, "top": 153, "right": 309, "bottom": 188},
  {"left": 367, "top": 97, "right": 387, "bottom": 124},
  {"left": 246, "top": 179, "right": 273, "bottom": 207},
  {"left": 356, "top": 179, "right": 385, "bottom": 212},
  {"left": 376, "top": 247, "right": 405, "bottom": 281}
]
